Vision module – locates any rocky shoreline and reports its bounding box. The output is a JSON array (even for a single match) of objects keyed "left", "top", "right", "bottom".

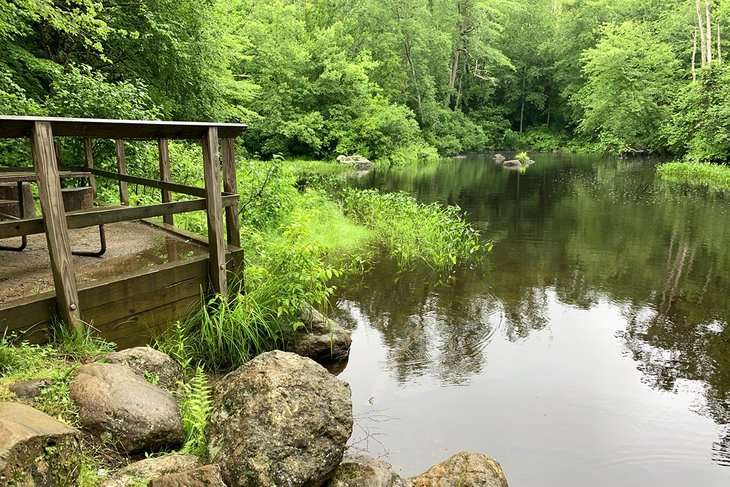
[{"left": 1, "top": 313, "right": 509, "bottom": 487}]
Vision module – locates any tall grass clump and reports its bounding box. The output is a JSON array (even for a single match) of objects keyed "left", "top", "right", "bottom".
[
  {"left": 339, "top": 188, "right": 485, "bottom": 271},
  {"left": 657, "top": 161, "right": 730, "bottom": 192},
  {"left": 156, "top": 219, "right": 339, "bottom": 371}
]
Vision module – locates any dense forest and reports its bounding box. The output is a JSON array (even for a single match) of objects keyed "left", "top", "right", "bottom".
[{"left": 1, "top": 0, "right": 729, "bottom": 162}]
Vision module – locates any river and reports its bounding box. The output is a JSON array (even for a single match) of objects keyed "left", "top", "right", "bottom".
[{"left": 332, "top": 153, "right": 730, "bottom": 486}]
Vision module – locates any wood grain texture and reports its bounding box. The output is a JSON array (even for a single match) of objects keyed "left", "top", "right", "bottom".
[
  {"left": 158, "top": 138, "right": 173, "bottom": 225},
  {"left": 221, "top": 138, "right": 241, "bottom": 251},
  {"left": 90, "top": 167, "right": 206, "bottom": 198},
  {"left": 115, "top": 139, "right": 129, "bottom": 205},
  {"left": 202, "top": 127, "right": 227, "bottom": 295},
  {"left": 83, "top": 138, "right": 97, "bottom": 197},
  {"left": 0, "top": 195, "right": 239, "bottom": 239},
  {"left": 31, "top": 122, "right": 82, "bottom": 330},
  {"left": 0, "top": 115, "right": 247, "bottom": 139}
]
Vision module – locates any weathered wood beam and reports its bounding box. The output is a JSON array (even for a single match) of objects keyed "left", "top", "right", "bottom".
[
  {"left": 0, "top": 195, "right": 239, "bottom": 239},
  {"left": 90, "top": 168, "right": 206, "bottom": 198},
  {"left": 83, "top": 138, "right": 97, "bottom": 197},
  {"left": 31, "top": 122, "right": 82, "bottom": 331},
  {"left": 115, "top": 139, "right": 129, "bottom": 205},
  {"left": 221, "top": 138, "right": 242, "bottom": 252},
  {"left": 202, "top": 127, "right": 227, "bottom": 295},
  {"left": 0, "top": 116, "right": 247, "bottom": 140},
  {"left": 158, "top": 139, "right": 173, "bottom": 225}
]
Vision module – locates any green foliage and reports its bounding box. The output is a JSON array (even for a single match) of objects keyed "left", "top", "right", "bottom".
[
  {"left": 658, "top": 161, "right": 730, "bottom": 192},
  {"left": 178, "top": 367, "right": 211, "bottom": 457},
  {"left": 515, "top": 151, "right": 529, "bottom": 163},
  {"left": 665, "top": 67, "right": 730, "bottom": 163},
  {"left": 339, "top": 188, "right": 485, "bottom": 272},
  {"left": 572, "top": 21, "right": 679, "bottom": 154},
  {"left": 50, "top": 321, "right": 116, "bottom": 361}
]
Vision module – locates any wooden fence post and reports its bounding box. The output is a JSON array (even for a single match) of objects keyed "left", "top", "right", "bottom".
[
  {"left": 158, "top": 138, "right": 173, "bottom": 225},
  {"left": 221, "top": 138, "right": 241, "bottom": 248},
  {"left": 202, "top": 128, "right": 227, "bottom": 295},
  {"left": 31, "top": 122, "right": 83, "bottom": 331},
  {"left": 83, "top": 138, "right": 97, "bottom": 197},
  {"left": 115, "top": 139, "right": 129, "bottom": 205}
]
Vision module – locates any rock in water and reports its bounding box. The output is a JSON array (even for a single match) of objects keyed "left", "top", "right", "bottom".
[
  {"left": 70, "top": 363, "right": 184, "bottom": 453},
  {"left": 326, "top": 454, "right": 411, "bottom": 487},
  {"left": 102, "top": 346, "right": 183, "bottom": 390},
  {"left": 207, "top": 350, "right": 353, "bottom": 487},
  {"left": 409, "top": 452, "right": 508, "bottom": 487},
  {"left": 0, "top": 402, "right": 81, "bottom": 486},
  {"left": 284, "top": 304, "right": 352, "bottom": 364}
]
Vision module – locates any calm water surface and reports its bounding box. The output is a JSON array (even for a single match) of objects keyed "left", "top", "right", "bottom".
[{"left": 333, "top": 154, "right": 730, "bottom": 486}]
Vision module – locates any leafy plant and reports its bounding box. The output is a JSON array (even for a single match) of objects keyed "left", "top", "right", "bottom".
[
  {"left": 515, "top": 151, "right": 530, "bottom": 163},
  {"left": 179, "top": 367, "right": 212, "bottom": 458},
  {"left": 50, "top": 320, "right": 116, "bottom": 361},
  {"left": 339, "top": 188, "right": 485, "bottom": 272}
]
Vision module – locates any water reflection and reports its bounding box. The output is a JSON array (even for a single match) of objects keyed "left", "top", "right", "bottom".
[{"left": 335, "top": 154, "right": 730, "bottom": 482}]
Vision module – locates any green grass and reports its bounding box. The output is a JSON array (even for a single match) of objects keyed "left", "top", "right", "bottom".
[
  {"left": 284, "top": 158, "right": 354, "bottom": 177},
  {"left": 657, "top": 161, "right": 730, "bottom": 191},
  {"left": 339, "top": 188, "right": 486, "bottom": 272}
]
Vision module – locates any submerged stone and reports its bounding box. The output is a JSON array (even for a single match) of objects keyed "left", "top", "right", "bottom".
[
  {"left": 409, "top": 451, "right": 508, "bottom": 487},
  {"left": 326, "top": 454, "right": 411, "bottom": 487}
]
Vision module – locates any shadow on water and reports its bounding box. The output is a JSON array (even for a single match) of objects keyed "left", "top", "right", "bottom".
[{"left": 333, "top": 153, "right": 730, "bottom": 484}]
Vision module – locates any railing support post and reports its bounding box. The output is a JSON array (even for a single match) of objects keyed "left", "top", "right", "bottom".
[
  {"left": 83, "top": 138, "right": 97, "bottom": 197},
  {"left": 221, "top": 138, "right": 242, "bottom": 269},
  {"left": 115, "top": 139, "right": 129, "bottom": 205},
  {"left": 202, "top": 127, "right": 227, "bottom": 295},
  {"left": 31, "top": 122, "right": 83, "bottom": 331},
  {"left": 158, "top": 138, "right": 173, "bottom": 225}
]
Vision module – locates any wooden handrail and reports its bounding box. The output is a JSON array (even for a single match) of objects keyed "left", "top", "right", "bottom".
[
  {"left": 0, "top": 195, "right": 239, "bottom": 239},
  {"left": 90, "top": 168, "right": 208, "bottom": 198},
  {"left": 0, "top": 116, "right": 247, "bottom": 139}
]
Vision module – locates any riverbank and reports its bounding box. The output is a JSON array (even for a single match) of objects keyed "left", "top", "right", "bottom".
[{"left": 657, "top": 161, "right": 730, "bottom": 191}]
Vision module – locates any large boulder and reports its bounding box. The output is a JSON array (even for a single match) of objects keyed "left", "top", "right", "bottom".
[
  {"left": 284, "top": 305, "right": 352, "bottom": 364},
  {"left": 70, "top": 363, "right": 184, "bottom": 453},
  {"left": 148, "top": 464, "right": 226, "bottom": 487},
  {"left": 101, "top": 347, "right": 183, "bottom": 390},
  {"left": 326, "top": 454, "right": 410, "bottom": 487},
  {"left": 336, "top": 155, "right": 374, "bottom": 171},
  {"left": 206, "top": 350, "right": 353, "bottom": 487},
  {"left": 409, "top": 452, "right": 508, "bottom": 487},
  {"left": 0, "top": 402, "right": 81, "bottom": 486},
  {"left": 101, "top": 454, "right": 201, "bottom": 487}
]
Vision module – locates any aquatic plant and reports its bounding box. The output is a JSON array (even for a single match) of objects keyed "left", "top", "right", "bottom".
[
  {"left": 339, "top": 188, "right": 485, "bottom": 272},
  {"left": 657, "top": 162, "right": 730, "bottom": 192},
  {"left": 515, "top": 151, "right": 530, "bottom": 163}
]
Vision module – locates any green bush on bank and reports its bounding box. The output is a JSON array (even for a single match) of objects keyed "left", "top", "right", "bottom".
[
  {"left": 657, "top": 162, "right": 730, "bottom": 192},
  {"left": 339, "top": 188, "right": 484, "bottom": 272}
]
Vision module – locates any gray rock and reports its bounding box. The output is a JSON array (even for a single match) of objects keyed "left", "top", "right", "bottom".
[
  {"left": 70, "top": 363, "right": 184, "bottom": 453},
  {"left": 0, "top": 402, "right": 81, "bottom": 486},
  {"left": 502, "top": 160, "right": 521, "bottom": 168},
  {"left": 101, "top": 454, "right": 201, "bottom": 487},
  {"left": 101, "top": 346, "right": 183, "bottom": 390},
  {"left": 336, "top": 155, "right": 374, "bottom": 171},
  {"left": 493, "top": 154, "right": 506, "bottom": 162},
  {"left": 207, "top": 350, "right": 353, "bottom": 487},
  {"left": 409, "top": 452, "right": 508, "bottom": 487},
  {"left": 285, "top": 305, "right": 352, "bottom": 363},
  {"left": 326, "top": 454, "right": 410, "bottom": 487},
  {"left": 149, "top": 464, "right": 226, "bottom": 487},
  {"left": 7, "top": 379, "right": 50, "bottom": 403}
]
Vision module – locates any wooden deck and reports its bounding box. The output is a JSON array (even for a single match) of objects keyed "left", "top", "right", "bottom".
[{"left": 0, "top": 116, "right": 246, "bottom": 346}]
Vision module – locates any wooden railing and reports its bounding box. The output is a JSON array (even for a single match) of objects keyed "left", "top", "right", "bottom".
[{"left": 0, "top": 116, "right": 247, "bottom": 331}]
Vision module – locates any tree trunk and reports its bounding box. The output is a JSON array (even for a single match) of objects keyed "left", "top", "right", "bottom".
[
  {"left": 705, "top": 0, "right": 713, "bottom": 66},
  {"left": 692, "top": 29, "right": 698, "bottom": 81},
  {"left": 519, "top": 75, "right": 526, "bottom": 133},
  {"left": 696, "top": 0, "right": 707, "bottom": 66},
  {"left": 446, "top": 42, "right": 460, "bottom": 109}
]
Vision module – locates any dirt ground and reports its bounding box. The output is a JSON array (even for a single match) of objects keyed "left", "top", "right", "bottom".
[{"left": 0, "top": 221, "right": 206, "bottom": 304}]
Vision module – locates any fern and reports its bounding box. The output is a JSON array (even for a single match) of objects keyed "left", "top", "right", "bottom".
[{"left": 179, "top": 367, "right": 211, "bottom": 458}]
